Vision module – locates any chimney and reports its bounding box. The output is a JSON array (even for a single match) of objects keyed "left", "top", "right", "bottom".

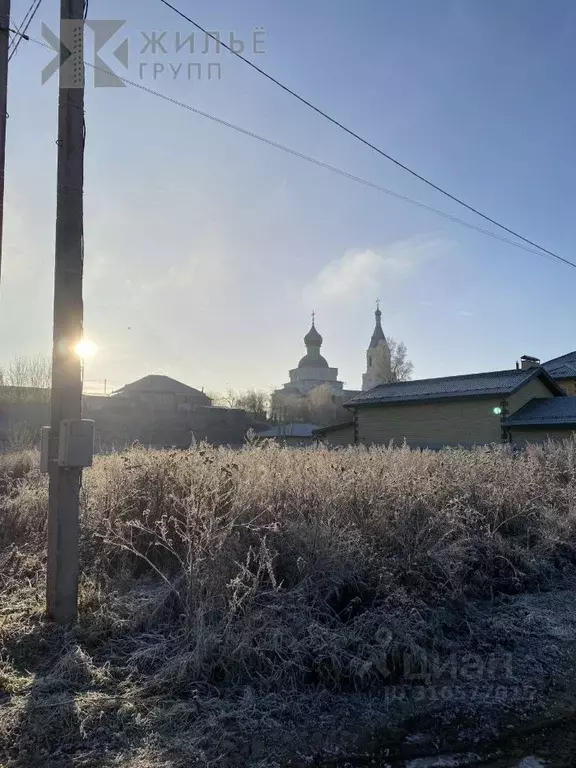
[{"left": 519, "top": 354, "right": 540, "bottom": 371}]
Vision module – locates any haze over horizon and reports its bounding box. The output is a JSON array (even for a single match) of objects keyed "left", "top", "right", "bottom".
[{"left": 1, "top": 0, "right": 574, "bottom": 394}]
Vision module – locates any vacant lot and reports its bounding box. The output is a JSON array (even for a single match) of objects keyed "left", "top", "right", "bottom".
[{"left": 2, "top": 440, "right": 576, "bottom": 766}]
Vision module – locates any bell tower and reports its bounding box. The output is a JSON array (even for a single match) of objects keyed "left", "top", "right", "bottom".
[{"left": 362, "top": 300, "right": 392, "bottom": 391}]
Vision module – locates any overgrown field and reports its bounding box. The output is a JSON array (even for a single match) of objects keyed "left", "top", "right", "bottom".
[{"left": 2, "top": 440, "right": 576, "bottom": 766}]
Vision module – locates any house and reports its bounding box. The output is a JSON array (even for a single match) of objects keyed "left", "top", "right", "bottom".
[
  {"left": 338, "top": 366, "right": 574, "bottom": 449},
  {"left": 83, "top": 376, "right": 274, "bottom": 449},
  {"left": 255, "top": 423, "right": 319, "bottom": 446},
  {"left": 112, "top": 375, "right": 212, "bottom": 411}
]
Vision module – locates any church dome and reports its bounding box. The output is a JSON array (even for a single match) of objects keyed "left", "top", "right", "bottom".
[
  {"left": 304, "top": 324, "right": 323, "bottom": 346},
  {"left": 298, "top": 317, "right": 329, "bottom": 368},
  {"left": 298, "top": 353, "right": 329, "bottom": 369}
]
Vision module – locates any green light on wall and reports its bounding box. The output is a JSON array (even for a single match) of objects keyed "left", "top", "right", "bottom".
[{"left": 493, "top": 407, "right": 503, "bottom": 415}]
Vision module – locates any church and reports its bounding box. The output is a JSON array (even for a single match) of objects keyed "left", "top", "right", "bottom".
[
  {"left": 272, "top": 310, "right": 576, "bottom": 448},
  {"left": 273, "top": 305, "right": 393, "bottom": 405}
]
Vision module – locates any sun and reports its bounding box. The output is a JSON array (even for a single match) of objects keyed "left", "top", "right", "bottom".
[{"left": 73, "top": 338, "right": 98, "bottom": 360}]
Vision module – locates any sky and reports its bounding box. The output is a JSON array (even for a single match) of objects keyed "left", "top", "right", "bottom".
[{"left": 1, "top": 0, "right": 575, "bottom": 395}]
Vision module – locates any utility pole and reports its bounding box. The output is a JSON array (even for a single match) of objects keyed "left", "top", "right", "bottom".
[
  {"left": 0, "top": 0, "right": 10, "bottom": 285},
  {"left": 47, "top": 0, "right": 86, "bottom": 623}
]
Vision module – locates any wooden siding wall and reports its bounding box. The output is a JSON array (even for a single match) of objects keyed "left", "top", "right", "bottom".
[
  {"left": 506, "top": 378, "right": 556, "bottom": 413},
  {"left": 321, "top": 425, "right": 355, "bottom": 447},
  {"left": 356, "top": 398, "right": 503, "bottom": 448},
  {"left": 511, "top": 428, "right": 576, "bottom": 447}
]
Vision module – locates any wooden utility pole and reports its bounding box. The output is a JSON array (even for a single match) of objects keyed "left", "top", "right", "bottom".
[
  {"left": 0, "top": 0, "right": 10, "bottom": 285},
  {"left": 47, "top": 0, "right": 86, "bottom": 623}
]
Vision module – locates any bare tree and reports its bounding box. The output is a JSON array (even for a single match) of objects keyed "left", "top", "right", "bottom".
[
  {"left": 388, "top": 338, "right": 414, "bottom": 383},
  {"left": 210, "top": 388, "right": 270, "bottom": 422},
  {"left": 0, "top": 355, "right": 52, "bottom": 401},
  {"left": 208, "top": 389, "right": 236, "bottom": 409},
  {"left": 306, "top": 384, "right": 349, "bottom": 426},
  {"left": 270, "top": 391, "right": 308, "bottom": 424},
  {"left": 232, "top": 389, "right": 270, "bottom": 422}
]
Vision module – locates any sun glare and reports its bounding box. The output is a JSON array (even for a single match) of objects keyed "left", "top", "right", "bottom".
[{"left": 73, "top": 338, "right": 98, "bottom": 360}]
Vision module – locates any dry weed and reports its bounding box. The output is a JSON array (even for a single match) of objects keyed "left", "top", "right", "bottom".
[{"left": 1, "top": 439, "right": 576, "bottom": 765}]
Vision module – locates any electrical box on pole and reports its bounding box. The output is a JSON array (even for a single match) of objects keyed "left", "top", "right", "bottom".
[
  {"left": 41, "top": 420, "right": 95, "bottom": 473},
  {"left": 58, "top": 419, "right": 95, "bottom": 468}
]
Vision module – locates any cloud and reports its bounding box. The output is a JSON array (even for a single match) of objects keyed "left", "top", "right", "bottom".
[{"left": 302, "top": 238, "right": 447, "bottom": 306}]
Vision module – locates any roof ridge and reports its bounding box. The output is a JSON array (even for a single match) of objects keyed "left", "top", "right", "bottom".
[
  {"left": 117, "top": 374, "right": 207, "bottom": 397},
  {"left": 345, "top": 366, "right": 564, "bottom": 408},
  {"left": 544, "top": 350, "right": 576, "bottom": 366},
  {"left": 369, "top": 367, "right": 528, "bottom": 390}
]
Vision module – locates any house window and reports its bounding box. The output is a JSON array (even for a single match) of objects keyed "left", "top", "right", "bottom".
[{"left": 368, "top": 355, "right": 372, "bottom": 367}]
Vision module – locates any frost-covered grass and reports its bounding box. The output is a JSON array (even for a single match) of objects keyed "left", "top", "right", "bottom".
[{"left": 1, "top": 440, "right": 576, "bottom": 766}]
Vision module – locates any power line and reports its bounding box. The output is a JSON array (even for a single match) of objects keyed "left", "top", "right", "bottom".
[
  {"left": 9, "top": 0, "right": 42, "bottom": 59},
  {"left": 9, "top": 0, "right": 36, "bottom": 50},
  {"left": 9, "top": 0, "right": 42, "bottom": 60},
  {"left": 157, "top": 0, "right": 572, "bottom": 271},
  {"left": 13, "top": 29, "right": 576, "bottom": 270}
]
